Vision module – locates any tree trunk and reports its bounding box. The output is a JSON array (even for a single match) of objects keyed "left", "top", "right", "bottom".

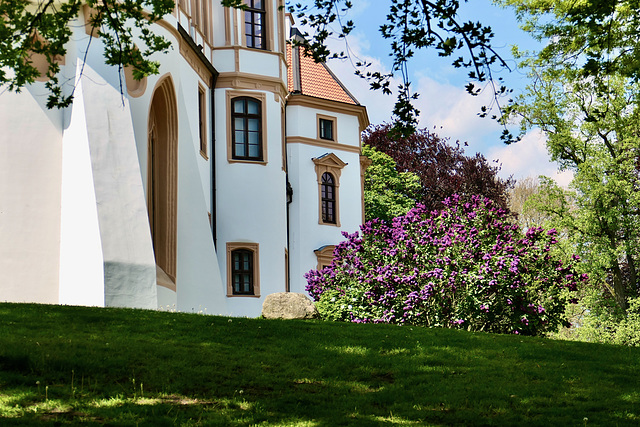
[
  {"left": 611, "top": 263, "right": 628, "bottom": 312},
  {"left": 627, "top": 253, "right": 638, "bottom": 298}
]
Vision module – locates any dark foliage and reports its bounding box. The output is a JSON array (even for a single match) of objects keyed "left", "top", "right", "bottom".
[{"left": 363, "top": 123, "right": 515, "bottom": 212}]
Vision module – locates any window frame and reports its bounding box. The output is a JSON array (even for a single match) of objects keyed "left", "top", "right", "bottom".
[
  {"left": 317, "top": 114, "right": 337, "bottom": 142},
  {"left": 243, "top": 0, "right": 266, "bottom": 50},
  {"left": 226, "top": 90, "right": 268, "bottom": 164},
  {"left": 314, "top": 245, "right": 336, "bottom": 271},
  {"left": 321, "top": 172, "right": 337, "bottom": 224},
  {"left": 313, "top": 153, "right": 347, "bottom": 227},
  {"left": 226, "top": 242, "right": 260, "bottom": 297},
  {"left": 198, "top": 84, "right": 208, "bottom": 159}
]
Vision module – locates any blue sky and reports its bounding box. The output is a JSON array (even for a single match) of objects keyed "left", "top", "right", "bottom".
[{"left": 292, "top": 0, "right": 573, "bottom": 186}]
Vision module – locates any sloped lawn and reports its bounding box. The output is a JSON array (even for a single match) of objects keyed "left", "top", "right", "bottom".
[{"left": 0, "top": 303, "right": 638, "bottom": 426}]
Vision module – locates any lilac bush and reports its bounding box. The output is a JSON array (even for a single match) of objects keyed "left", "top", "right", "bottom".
[{"left": 306, "top": 195, "right": 587, "bottom": 335}]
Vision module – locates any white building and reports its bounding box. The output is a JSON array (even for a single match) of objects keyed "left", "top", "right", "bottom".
[{"left": 0, "top": 1, "right": 369, "bottom": 316}]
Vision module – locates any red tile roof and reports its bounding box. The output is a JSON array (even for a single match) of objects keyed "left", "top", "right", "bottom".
[{"left": 287, "top": 42, "right": 359, "bottom": 105}]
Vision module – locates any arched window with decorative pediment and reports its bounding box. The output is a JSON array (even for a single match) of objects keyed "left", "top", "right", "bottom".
[
  {"left": 321, "top": 172, "right": 336, "bottom": 224},
  {"left": 313, "top": 153, "right": 347, "bottom": 227}
]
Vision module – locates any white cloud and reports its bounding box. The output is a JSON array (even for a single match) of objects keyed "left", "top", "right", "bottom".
[
  {"left": 487, "top": 129, "right": 573, "bottom": 187},
  {"left": 414, "top": 75, "right": 499, "bottom": 146}
]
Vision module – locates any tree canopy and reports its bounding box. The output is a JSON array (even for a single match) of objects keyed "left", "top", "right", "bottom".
[
  {"left": 363, "top": 124, "right": 514, "bottom": 213},
  {"left": 499, "top": 0, "right": 640, "bottom": 82},
  {"left": 1, "top": 0, "right": 174, "bottom": 108},
  {"left": 362, "top": 145, "right": 421, "bottom": 223},
  {"left": 502, "top": 0, "right": 640, "bottom": 312}
]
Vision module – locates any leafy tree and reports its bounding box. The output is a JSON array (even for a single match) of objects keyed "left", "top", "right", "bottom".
[
  {"left": 288, "top": 0, "right": 513, "bottom": 135},
  {"left": 499, "top": 0, "right": 640, "bottom": 82},
  {"left": 363, "top": 123, "right": 515, "bottom": 212},
  {"left": 1, "top": 0, "right": 174, "bottom": 108},
  {"left": 502, "top": 0, "right": 640, "bottom": 312},
  {"left": 508, "top": 176, "right": 562, "bottom": 230},
  {"left": 305, "top": 194, "right": 584, "bottom": 335},
  {"left": 362, "top": 145, "right": 421, "bottom": 223}
]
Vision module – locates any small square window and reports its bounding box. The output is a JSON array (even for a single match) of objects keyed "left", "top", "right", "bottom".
[{"left": 319, "top": 118, "right": 334, "bottom": 140}]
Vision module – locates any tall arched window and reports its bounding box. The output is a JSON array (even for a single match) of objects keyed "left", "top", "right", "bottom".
[
  {"left": 321, "top": 172, "right": 336, "bottom": 224},
  {"left": 313, "top": 153, "right": 346, "bottom": 227},
  {"left": 231, "top": 97, "right": 262, "bottom": 161},
  {"left": 244, "top": 0, "right": 265, "bottom": 49}
]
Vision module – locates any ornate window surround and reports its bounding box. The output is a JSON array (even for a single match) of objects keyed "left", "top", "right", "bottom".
[
  {"left": 312, "top": 153, "right": 347, "bottom": 227},
  {"left": 314, "top": 245, "right": 336, "bottom": 270}
]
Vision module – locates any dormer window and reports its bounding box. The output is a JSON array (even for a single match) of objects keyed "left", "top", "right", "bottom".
[{"left": 244, "top": 0, "right": 265, "bottom": 49}]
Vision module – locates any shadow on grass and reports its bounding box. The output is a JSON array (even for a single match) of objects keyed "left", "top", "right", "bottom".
[{"left": 0, "top": 303, "right": 638, "bottom": 426}]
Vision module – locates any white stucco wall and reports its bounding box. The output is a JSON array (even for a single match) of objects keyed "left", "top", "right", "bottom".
[
  {"left": 0, "top": 87, "right": 64, "bottom": 304},
  {"left": 58, "top": 69, "right": 105, "bottom": 307},
  {"left": 215, "top": 88, "right": 288, "bottom": 317},
  {"left": 126, "top": 22, "right": 228, "bottom": 315},
  {"left": 286, "top": 104, "right": 365, "bottom": 295}
]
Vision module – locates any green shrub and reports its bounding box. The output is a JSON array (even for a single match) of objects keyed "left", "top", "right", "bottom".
[{"left": 306, "top": 195, "right": 585, "bottom": 335}]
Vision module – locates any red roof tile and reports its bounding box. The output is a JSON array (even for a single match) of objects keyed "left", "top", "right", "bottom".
[{"left": 287, "top": 43, "right": 358, "bottom": 105}]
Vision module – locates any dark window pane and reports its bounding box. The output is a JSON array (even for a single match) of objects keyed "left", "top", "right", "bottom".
[
  {"left": 231, "top": 97, "right": 262, "bottom": 160},
  {"left": 231, "top": 249, "right": 254, "bottom": 295}
]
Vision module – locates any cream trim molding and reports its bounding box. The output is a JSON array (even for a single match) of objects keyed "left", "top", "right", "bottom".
[
  {"left": 287, "top": 94, "right": 370, "bottom": 132},
  {"left": 217, "top": 71, "right": 288, "bottom": 101},
  {"left": 286, "top": 136, "right": 360, "bottom": 154},
  {"left": 314, "top": 245, "right": 336, "bottom": 270}
]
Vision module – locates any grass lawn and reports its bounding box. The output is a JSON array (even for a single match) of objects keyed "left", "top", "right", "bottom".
[{"left": 0, "top": 302, "right": 638, "bottom": 426}]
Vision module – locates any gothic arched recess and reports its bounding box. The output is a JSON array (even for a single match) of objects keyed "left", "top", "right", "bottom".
[{"left": 147, "top": 75, "right": 178, "bottom": 291}]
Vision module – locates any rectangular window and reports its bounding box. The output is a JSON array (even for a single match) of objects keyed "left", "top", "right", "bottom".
[
  {"left": 232, "top": 250, "right": 253, "bottom": 294},
  {"left": 226, "top": 91, "right": 268, "bottom": 164},
  {"left": 319, "top": 118, "right": 333, "bottom": 140},
  {"left": 244, "top": 0, "right": 265, "bottom": 49},
  {"left": 226, "top": 242, "right": 260, "bottom": 297},
  {"left": 231, "top": 97, "right": 263, "bottom": 161},
  {"left": 317, "top": 114, "right": 337, "bottom": 142},
  {"left": 198, "top": 86, "right": 207, "bottom": 158}
]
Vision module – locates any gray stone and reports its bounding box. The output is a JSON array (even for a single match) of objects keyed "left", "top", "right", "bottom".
[{"left": 261, "top": 292, "right": 318, "bottom": 319}]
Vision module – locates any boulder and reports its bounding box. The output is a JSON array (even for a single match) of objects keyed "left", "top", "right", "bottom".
[{"left": 261, "top": 292, "right": 318, "bottom": 320}]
